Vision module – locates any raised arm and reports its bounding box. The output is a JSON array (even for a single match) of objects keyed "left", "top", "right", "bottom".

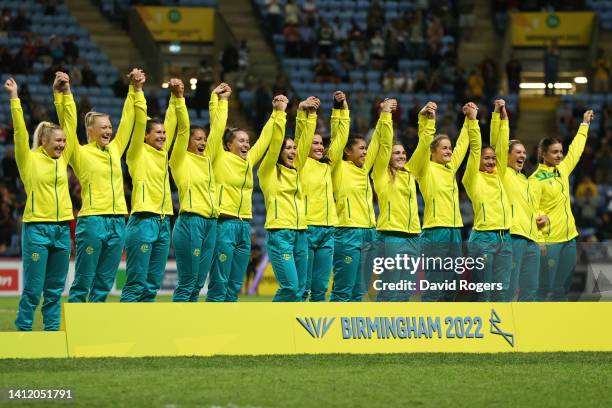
[
  {"left": 206, "top": 83, "right": 231, "bottom": 163},
  {"left": 163, "top": 93, "right": 177, "bottom": 153},
  {"left": 559, "top": 110, "right": 593, "bottom": 175},
  {"left": 248, "top": 95, "right": 289, "bottom": 166},
  {"left": 370, "top": 98, "right": 396, "bottom": 175},
  {"left": 51, "top": 72, "right": 77, "bottom": 161},
  {"left": 326, "top": 91, "right": 350, "bottom": 168},
  {"left": 493, "top": 101, "right": 509, "bottom": 178},
  {"left": 112, "top": 69, "right": 140, "bottom": 154},
  {"left": 126, "top": 72, "right": 147, "bottom": 165},
  {"left": 256, "top": 95, "right": 288, "bottom": 176},
  {"left": 168, "top": 79, "right": 189, "bottom": 168},
  {"left": 407, "top": 101, "right": 436, "bottom": 179},
  {"left": 5, "top": 78, "right": 30, "bottom": 171},
  {"left": 461, "top": 103, "right": 480, "bottom": 193},
  {"left": 295, "top": 96, "right": 320, "bottom": 171},
  {"left": 450, "top": 107, "right": 471, "bottom": 173}
]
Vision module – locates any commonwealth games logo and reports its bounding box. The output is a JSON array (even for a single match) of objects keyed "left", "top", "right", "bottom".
[{"left": 490, "top": 309, "right": 514, "bottom": 347}]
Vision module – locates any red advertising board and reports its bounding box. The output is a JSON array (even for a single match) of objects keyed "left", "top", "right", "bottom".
[{"left": 0, "top": 269, "right": 18, "bottom": 292}]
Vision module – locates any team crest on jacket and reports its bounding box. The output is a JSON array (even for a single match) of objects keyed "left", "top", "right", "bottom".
[
  {"left": 193, "top": 248, "right": 201, "bottom": 257},
  {"left": 282, "top": 253, "right": 291, "bottom": 261},
  {"left": 219, "top": 253, "right": 227, "bottom": 262},
  {"left": 86, "top": 246, "right": 94, "bottom": 255},
  {"left": 140, "top": 244, "right": 149, "bottom": 253},
  {"left": 344, "top": 256, "right": 352, "bottom": 264},
  {"left": 31, "top": 252, "right": 40, "bottom": 262}
]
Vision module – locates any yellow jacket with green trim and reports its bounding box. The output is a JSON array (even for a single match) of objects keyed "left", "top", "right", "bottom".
[
  {"left": 332, "top": 111, "right": 392, "bottom": 228},
  {"left": 298, "top": 108, "right": 348, "bottom": 227},
  {"left": 372, "top": 113, "right": 421, "bottom": 234},
  {"left": 258, "top": 110, "right": 309, "bottom": 230},
  {"left": 208, "top": 97, "right": 277, "bottom": 220},
  {"left": 462, "top": 115, "right": 511, "bottom": 231},
  {"left": 529, "top": 124, "right": 589, "bottom": 243},
  {"left": 11, "top": 98, "right": 74, "bottom": 222},
  {"left": 408, "top": 115, "right": 470, "bottom": 229},
  {"left": 489, "top": 112, "right": 543, "bottom": 241},
  {"left": 126, "top": 92, "right": 174, "bottom": 215},
  {"left": 54, "top": 87, "right": 134, "bottom": 216},
  {"left": 169, "top": 95, "right": 219, "bottom": 218}
]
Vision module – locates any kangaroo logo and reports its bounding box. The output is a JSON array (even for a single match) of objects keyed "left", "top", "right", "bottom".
[
  {"left": 490, "top": 309, "right": 514, "bottom": 347},
  {"left": 296, "top": 317, "right": 336, "bottom": 339}
]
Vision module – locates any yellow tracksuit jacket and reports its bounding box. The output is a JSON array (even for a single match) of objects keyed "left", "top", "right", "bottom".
[
  {"left": 332, "top": 111, "right": 392, "bottom": 228},
  {"left": 168, "top": 96, "right": 219, "bottom": 218},
  {"left": 208, "top": 98, "right": 276, "bottom": 219},
  {"left": 54, "top": 87, "right": 134, "bottom": 216},
  {"left": 11, "top": 98, "right": 74, "bottom": 222},
  {"left": 126, "top": 92, "right": 174, "bottom": 215},
  {"left": 298, "top": 108, "right": 348, "bottom": 227},
  {"left": 258, "top": 110, "right": 311, "bottom": 230},
  {"left": 530, "top": 124, "right": 589, "bottom": 243},
  {"left": 490, "top": 112, "right": 543, "bottom": 242},
  {"left": 372, "top": 112, "right": 421, "bottom": 234},
  {"left": 462, "top": 116, "right": 511, "bottom": 231},
  {"left": 408, "top": 115, "right": 470, "bottom": 228}
]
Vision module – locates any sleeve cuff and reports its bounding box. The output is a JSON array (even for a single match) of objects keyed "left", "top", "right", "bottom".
[
  {"left": 492, "top": 112, "right": 500, "bottom": 120},
  {"left": 297, "top": 110, "right": 307, "bottom": 119},
  {"left": 380, "top": 111, "right": 393, "bottom": 120},
  {"left": 53, "top": 93, "right": 63, "bottom": 103},
  {"left": 128, "top": 84, "right": 135, "bottom": 94},
  {"left": 10, "top": 98, "right": 21, "bottom": 108}
]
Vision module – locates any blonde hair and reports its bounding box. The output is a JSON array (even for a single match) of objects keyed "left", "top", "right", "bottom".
[
  {"left": 84, "top": 111, "right": 110, "bottom": 142},
  {"left": 32, "top": 121, "right": 62, "bottom": 151}
]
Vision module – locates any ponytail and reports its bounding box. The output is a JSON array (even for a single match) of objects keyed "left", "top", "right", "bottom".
[{"left": 32, "top": 121, "right": 61, "bottom": 151}]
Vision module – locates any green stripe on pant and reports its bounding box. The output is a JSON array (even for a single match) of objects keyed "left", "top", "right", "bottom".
[
  {"left": 206, "top": 219, "right": 251, "bottom": 302},
  {"left": 120, "top": 214, "right": 171, "bottom": 302},
  {"left": 16, "top": 222, "right": 70, "bottom": 331},
  {"left": 303, "top": 226, "right": 334, "bottom": 302},
  {"left": 69, "top": 215, "right": 126, "bottom": 303},
  {"left": 172, "top": 214, "right": 217, "bottom": 302},
  {"left": 266, "top": 229, "right": 308, "bottom": 302}
]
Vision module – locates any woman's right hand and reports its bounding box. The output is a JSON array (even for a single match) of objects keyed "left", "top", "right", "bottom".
[
  {"left": 213, "top": 82, "right": 232, "bottom": 100},
  {"left": 4, "top": 78, "right": 17, "bottom": 99},
  {"left": 334, "top": 91, "right": 348, "bottom": 109},
  {"left": 168, "top": 78, "right": 184, "bottom": 98},
  {"left": 129, "top": 68, "right": 146, "bottom": 91},
  {"left": 419, "top": 101, "right": 437, "bottom": 119}
]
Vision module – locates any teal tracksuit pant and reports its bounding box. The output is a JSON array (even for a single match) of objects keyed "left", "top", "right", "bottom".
[
  {"left": 172, "top": 213, "right": 217, "bottom": 302},
  {"left": 376, "top": 231, "right": 420, "bottom": 302},
  {"left": 266, "top": 229, "right": 308, "bottom": 302},
  {"left": 69, "top": 215, "right": 125, "bottom": 303},
  {"left": 15, "top": 222, "right": 71, "bottom": 331},
  {"left": 303, "top": 226, "right": 334, "bottom": 302},
  {"left": 120, "top": 213, "right": 171, "bottom": 302},
  {"left": 420, "top": 227, "right": 462, "bottom": 302},
  {"left": 509, "top": 235, "right": 540, "bottom": 301},
  {"left": 206, "top": 218, "right": 251, "bottom": 302},
  {"left": 537, "top": 239, "right": 576, "bottom": 301},
  {"left": 330, "top": 227, "right": 377, "bottom": 302},
  {"left": 468, "top": 230, "right": 512, "bottom": 302}
]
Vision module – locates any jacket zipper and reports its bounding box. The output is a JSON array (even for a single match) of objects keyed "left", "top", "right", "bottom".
[
  {"left": 293, "top": 171, "right": 299, "bottom": 228},
  {"left": 481, "top": 203, "right": 486, "bottom": 223},
  {"left": 554, "top": 176, "right": 569, "bottom": 240},
  {"left": 497, "top": 176, "right": 506, "bottom": 227},
  {"left": 274, "top": 199, "right": 278, "bottom": 219},
  {"left": 388, "top": 201, "right": 391, "bottom": 222},
  {"left": 109, "top": 152, "right": 115, "bottom": 214},
  {"left": 346, "top": 197, "right": 351, "bottom": 219},
  {"left": 54, "top": 161, "right": 59, "bottom": 221},
  {"left": 161, "top": 157, "right": 168, "bottom": 214},
  {"left": 189, "top": 188, "right": 193, "bottom": 208},
  {"left": 89, "top": 183, "right": 92, "bottom": 206},
  {"left": 236, "top": 163, "right": 249, "bottom": 217},
  {"left": 31, "top": 191, "right": 35, "bottom": 214},
  {"left": 218, "top": 185, "right": 224, "bottom": 206},
  {"left": 207, "top": 158, "right": 214, "bottom": 217},
  {"left": 324, "top": 166, "right": 329, "bottom": 225},
  {"left": 432, "top": 198, "right": 436, "bottom": 218}
]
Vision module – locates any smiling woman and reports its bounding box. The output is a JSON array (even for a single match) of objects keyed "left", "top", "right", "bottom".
[
  {"left": 462, "top": 100, "right": 512, "bottom": 302},
  {"left": 5, "top": 77, "right": 75, "bottom": 331},
  {"left": 54, "top": 70, "right": 140, "bottom": 304}
]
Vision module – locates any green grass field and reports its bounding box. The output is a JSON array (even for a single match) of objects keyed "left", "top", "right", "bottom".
[{"left": 1, "top": 353, "right": 611, "bottom": 407}]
